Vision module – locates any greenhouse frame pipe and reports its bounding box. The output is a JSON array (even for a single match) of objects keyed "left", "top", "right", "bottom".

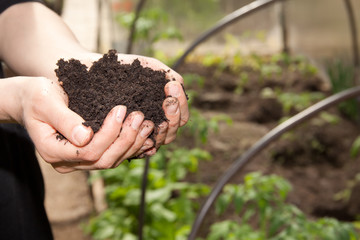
[
  {"left": 126, "top": 0, "right": 147, "bottom": 54},
  {"left": 187, "top": 85, "right": 360, "bottom": 240},
  {"left": 343, "top": 0, "right": 359, "bottom": 69},
  {"left": 172, "top": 0, "right": 284, "bottom": 70}
]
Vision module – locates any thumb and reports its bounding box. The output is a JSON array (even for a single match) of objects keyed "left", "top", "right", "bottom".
[
  {"left": 70, "top": 123, "right": 93, "bottom": 146},
  {"left": 44, "top": 101, "right": 93, "bottom": 147}
]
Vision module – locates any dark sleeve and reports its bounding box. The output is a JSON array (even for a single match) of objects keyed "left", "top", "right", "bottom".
[{"left": 0, "top": 0, "right": 42, "bottom": 14}]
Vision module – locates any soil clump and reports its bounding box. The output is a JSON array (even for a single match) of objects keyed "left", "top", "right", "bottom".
[{"left": 55, "top": 50, "right": 169, "bottom": 139}]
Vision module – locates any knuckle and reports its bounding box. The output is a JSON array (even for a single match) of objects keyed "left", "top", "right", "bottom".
[
  {"left": 95, "top": 160, "right": 114, "bottom": 170},
  {"left": 180, "top": 116, "right": 189, "bottom": 126},
  {"left": 39, "top": 152, "right": 57, "bottom": 164},
  {"left": 120, "top": 132, "right": 137, "bottom": 146},
  {"left": 82, "top": 150, "right": 102, "bottom": 162},
  {"left": 121, "top": 136, "right": 133, "bottom": 147},
  {"left": 168, "top": 120, "right": 179, "bottom": 129},
  {"left": 53, "top": 166, "right": 74, "bottom": 174},
  {"left": 164, "top": 135, "right": 176, "bottom": 145}
]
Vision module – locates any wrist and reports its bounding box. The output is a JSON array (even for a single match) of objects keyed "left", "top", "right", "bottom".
[{"left": 0, "top": 77, "right": 25, "bottom": 123}]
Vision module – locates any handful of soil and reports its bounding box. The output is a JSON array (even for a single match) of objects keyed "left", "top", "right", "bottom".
[{"left": 55, "top": 49, "right": 170, "bottom": 140}]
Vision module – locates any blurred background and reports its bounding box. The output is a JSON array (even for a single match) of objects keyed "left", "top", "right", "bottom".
[
  {"left": 48, "top": 0, "right": 360, "bottom": 66},
  {"left": 41, "top": 0, "right": 360, "bottom": 240}
]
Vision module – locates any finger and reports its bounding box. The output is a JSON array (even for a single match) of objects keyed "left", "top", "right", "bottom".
[
  {"left": 163, "top": 97, "right": 180, "bottom": 145},
  {"left": 51, "top": 163, "right": 77, "bottom": 174},
  {"left": 165, "top": 68, "right": 184, "bottom": 85},
  {"left": 74, "top": 105, "right": 127, "bottom": 161},
  {"left": 51, "top": 161, "right": 92, "bottom": 173},
  {"left": 93, "top": 111, "right": 145, "bottom": 169},
  {"left": 132, "top": 138, "right": 155, "bottom": 158},
  {"left": 154, "top": 121, "right": 168, "bottom": 148},
  {"left": 29, "top": 120, "right": 82, "bottom": 164},
  {"left": 114, "top": 121, "right": 155, "bottom": 165},
  {"left": 138, "top": 147, "right": 157, "bottom": 159},
  {"left": 32, "top": 105, "right": 127, "bottom": 164},
  {"left": 126, "top": 120, "right": 154, "bottom": 155},
  {"left": 165, "top": 81, "right": 189, "bottom": 127},
  {"left": 144, "top": 147, "right": 157, "bottom": 156},
  {"left": 50, "top": 138, "right": 155, "bottom": 171},
  {"left": 38, "top": 95, "right": 93, "bottom": 147}
]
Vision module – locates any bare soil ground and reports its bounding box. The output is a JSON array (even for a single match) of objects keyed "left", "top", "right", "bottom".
[{"left": 177, "top": 60, "right": 360, "bottom": 234}]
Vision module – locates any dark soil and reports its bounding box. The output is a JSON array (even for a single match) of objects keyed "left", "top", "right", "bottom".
[
  {"left": 55, "top": 50, "right": 169, "bottom": 138},
  {"left": 176, "top": 59, "right": 360, "bottom": 235}
]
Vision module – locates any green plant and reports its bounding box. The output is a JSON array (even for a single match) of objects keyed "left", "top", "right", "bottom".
[
  {"left": 183, "top": 73, "right": 205, "bottom": 89},
  {"left": 234, "top": 72, "right": 249, "bottom": 95},
  {"left": 275, "top": 91, "right": 325, "bottom": 115},
  {"left": 326, "top": 60, "right": 358, "bottom": 121},
  {"left": 85, "top": 146, "right": 211, "bottom": 240},
  {"left": 205, "top": 172, "right": 359, "bottom": 240},
  {"left": 351, "top": 135, "right": 360, "bottom": 158},
  {"left": 334, "top": 173, "right": 360, "bottom": 202},
  {"left": 181, "top": 109, "right": 232, "bottom": 144},
  {"left": 151, "top": 0, "right": 222, "bottom": 36},
  {"left": 116, "top": 7, "right": 183, "bottom": 55}
]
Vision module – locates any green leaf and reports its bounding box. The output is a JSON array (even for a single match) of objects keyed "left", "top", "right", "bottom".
[
  {"left": 123, "top": 189, "right": 141, "bottom": 206},
  {"left": 146, "top": 187, "right": 172, "bottom": 204},
  {"left": 150, "top": 203, "right": 176, "bottom": 222},
  {"left": 215, "top": 191, "right": 232, "bottom": 215},
  {"left": 351, "top": 135, "right": 360, "bottom": 158},
  {"left": 92, "top": 224, "right": 116, "bottom": 239},
  {"left": 122, "top": 233, "right": 137, "bottom": 240}
]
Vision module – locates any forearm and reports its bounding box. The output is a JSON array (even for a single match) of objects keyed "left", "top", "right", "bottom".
[{"left": 0, "top": 2, "right": 91, "bottom": 80}]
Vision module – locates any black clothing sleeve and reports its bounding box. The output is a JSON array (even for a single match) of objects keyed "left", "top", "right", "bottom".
[
  {"left": 0, "top": 0, "right": 42, "bottom": 14},
  {"left": 0, "top": 1, "right": 53, "bottom": 239},
  {"left": 0, "top": 124, "right": 53, "bottom": 240}
]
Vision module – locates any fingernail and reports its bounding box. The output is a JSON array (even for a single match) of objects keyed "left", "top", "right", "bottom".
[
  {"left": 72, "top": 125, "right": 91, "bottom": 146},
  {"left": 116, "top": 106, "right": 127, "bottom": 123},
  {"left": 131, "top": 114, "right": 143, "bottom": 130},
  {"left": 168, "top": 82, "right": 180, "bottom": 97},
  {"left": 140, "top": 123, "right": 153, "bottom": 137}
]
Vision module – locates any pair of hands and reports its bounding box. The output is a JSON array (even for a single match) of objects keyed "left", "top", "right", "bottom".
[{"left": 18, "top": 54, "right": 188, "bottom": 173}]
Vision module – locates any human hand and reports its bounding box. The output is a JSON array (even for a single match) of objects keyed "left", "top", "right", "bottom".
[{"left": 11, "top": 76, "right": 154, "bottom": 173}]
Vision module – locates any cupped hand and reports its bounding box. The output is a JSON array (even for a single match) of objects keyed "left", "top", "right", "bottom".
[
  {"left": 19, "top": 52, "right": 189, "bottom": 172},
  {"left": 16, "top": 76, "right": 154, "bottom": 173}
]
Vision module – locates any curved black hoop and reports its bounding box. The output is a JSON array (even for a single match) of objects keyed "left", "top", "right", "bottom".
[
  {"left": 172, "top": 0, "right": 283, "bottom": 70},
  {"left": 187, "top": 85, "right": 360, "bottom": 240}
]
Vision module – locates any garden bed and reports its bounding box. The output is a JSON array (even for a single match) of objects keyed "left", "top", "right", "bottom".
[{"left": 176, "top": 53, "right": 360, "bottom": 236}]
